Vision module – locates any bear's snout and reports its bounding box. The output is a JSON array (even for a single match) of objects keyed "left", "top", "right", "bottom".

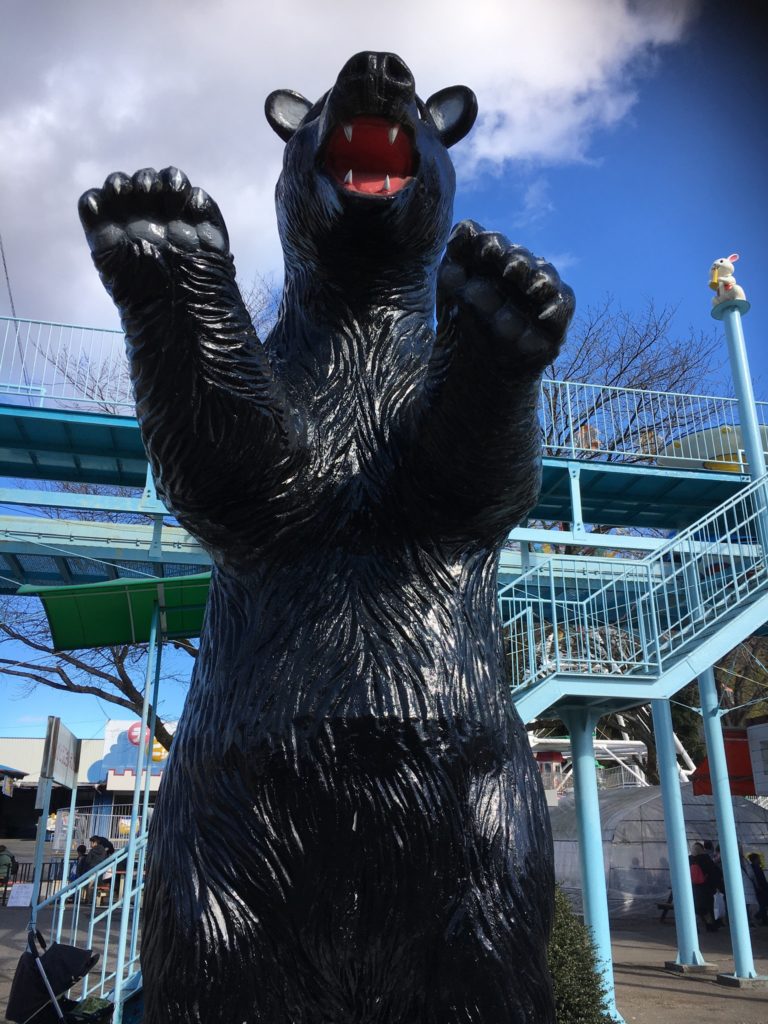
[{"left": 334, "top": 51, "right": 416, "bottom": 114}]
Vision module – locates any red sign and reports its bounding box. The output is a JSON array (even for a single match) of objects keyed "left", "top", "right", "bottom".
[
  {"left": 127, "top": 722, "right": 149, "bottom": 746},
  {"left": 691, "top": 729, "right": 756, "bottom": 797}
]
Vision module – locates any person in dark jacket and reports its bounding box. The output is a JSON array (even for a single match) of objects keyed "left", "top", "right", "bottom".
[
  {"left": 85, "top": 836, "right": 108, "bottom": 871},
  {"left": 73, "top": 844, "right": 89, "bottom": 878},
  {"left": 747, "top": 853, "right": 768, "bottom": 925},
  {"left": 0, "top": 845, "right": 13, "bottom": 882},
  {"left": 690, "top": 842, "right": 722, "bottom": 931}
]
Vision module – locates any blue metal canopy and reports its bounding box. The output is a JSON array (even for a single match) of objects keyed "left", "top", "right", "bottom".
[
  {"left": 0, "top": 403, "right": 148, "bottom": 487},
  {"left": 533, "top": 458, "right": 747, "bottom": 531}
]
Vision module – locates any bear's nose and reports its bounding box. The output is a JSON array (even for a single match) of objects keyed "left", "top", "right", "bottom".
[{"left": 335, "top": 51, "right": 416, "bottom": 106}]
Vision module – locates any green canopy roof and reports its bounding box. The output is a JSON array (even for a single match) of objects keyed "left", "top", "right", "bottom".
[{"left": 17, "top": 572, "right": 211, "bottom": 651}]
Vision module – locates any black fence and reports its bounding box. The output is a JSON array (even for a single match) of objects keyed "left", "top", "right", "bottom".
[{"left": 1, "top": 859, "right": 66, "bottom": 906}]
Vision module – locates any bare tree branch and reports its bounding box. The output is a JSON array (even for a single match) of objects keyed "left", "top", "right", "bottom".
[{"left": 0, "top": 593, "right": 190, "bottom": 750}]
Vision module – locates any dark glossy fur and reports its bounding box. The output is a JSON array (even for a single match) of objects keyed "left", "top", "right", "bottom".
[{"left": 79, "top": 52, "right": 574, "bottom": 1024}]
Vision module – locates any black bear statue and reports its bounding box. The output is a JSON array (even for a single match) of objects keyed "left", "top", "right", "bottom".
[{"left": 79, "top": 51, "right": 575, "bottom": 1024}]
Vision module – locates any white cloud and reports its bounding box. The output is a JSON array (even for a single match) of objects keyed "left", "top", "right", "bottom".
[
  {"left": 0, "top": 0, "right": 699, "bottom": 328},
  {"left": 513, "top": 178, "right": 556, "bottom": 229}
]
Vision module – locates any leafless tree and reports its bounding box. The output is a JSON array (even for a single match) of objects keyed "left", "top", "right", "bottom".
[
  {"left": 714, "top": 637, "right": 768, "bottom": 728},
  {"left": 241, "top": 272, "right": 282, "bottom": 338},
  {"left": 0, "top": 595, "right": 194, "bottom": 749},
  {"left": 540, "top": 298, "right": 724, "bottom": 478}
]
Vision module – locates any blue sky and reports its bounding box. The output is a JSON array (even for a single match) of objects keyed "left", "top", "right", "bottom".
[
  {"left": 1, "top": 657, "right": 190, "bottom": 741},
  {"left": 1, "top": 0, "right": 767, "bottom": 739},
  {"left": 452, "top": 3, "right": 768, "bottom": 391}
]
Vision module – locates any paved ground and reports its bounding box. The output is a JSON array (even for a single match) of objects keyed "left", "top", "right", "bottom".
[
  {"left": 1, "top": 835, "right": 767, "bottom": 1023},
  {"left": 612, "top": 916, "right": 768, "bottom": 1023}
]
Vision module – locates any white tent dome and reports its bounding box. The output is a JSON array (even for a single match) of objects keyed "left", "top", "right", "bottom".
[{"left": 550, "top": 784, "right": 768, "bottom": 915}]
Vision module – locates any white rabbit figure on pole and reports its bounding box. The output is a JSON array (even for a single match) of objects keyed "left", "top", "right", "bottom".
[{"left": 709, "top": 253, "right": 747, "bottom": 306}]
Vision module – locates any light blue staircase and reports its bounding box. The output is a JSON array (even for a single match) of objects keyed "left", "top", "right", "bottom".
[{"left": 504, "top": 473, "right": 768, "bottom": 721}]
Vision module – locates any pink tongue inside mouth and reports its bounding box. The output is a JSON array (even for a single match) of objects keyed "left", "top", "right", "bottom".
[
  {"left": 348, "top": 172, "right": 410, "bottom": 194},
  {"left": 324, "top": 117, "right": 414, "bottom": 194}
]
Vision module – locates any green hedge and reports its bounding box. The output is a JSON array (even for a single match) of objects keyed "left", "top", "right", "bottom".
[{"left": 548, "top": 886, "right": 613, "bottom": 1024}]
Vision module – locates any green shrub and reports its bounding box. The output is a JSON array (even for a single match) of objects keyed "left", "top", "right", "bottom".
[{"left": 548, "top": 886, "right": 613, "bottom": 1024}]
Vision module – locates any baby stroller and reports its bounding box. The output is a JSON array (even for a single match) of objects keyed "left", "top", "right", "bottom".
[{"left": 5, "top": 930, "right": 108, "bottom": 1024}]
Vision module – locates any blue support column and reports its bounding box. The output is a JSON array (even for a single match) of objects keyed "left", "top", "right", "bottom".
[
  {"left": 651, "top": 699, "right": 708, "bottom": 969},
  {"left": 112, "top": 605, "right": 160, "bottom": 1024},
  {"left": 29, "top": 776, "right": 53, "bottom": 930},
  {"left": 713, "top": 300, "right": 765, "bottom": 479},
  {"left": 568, "top": 464, "right": 584, "bottom": 535},
  {"left": 141, "top": 638, "right": 163, "bottom": 826},
  {"left": 712, "top": 297, "right": 768, "bottom": 986},
  {"left": 55, "top": 744, "right": 82, "bottom": 943},
  {"left": 560, "top": 706, "right": 624, "bottom": 1023},
  {"left": 697, "top": 667, "right": 758, "bottom": 981}
]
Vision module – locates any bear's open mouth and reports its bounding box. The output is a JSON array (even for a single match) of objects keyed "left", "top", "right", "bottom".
[{"left": 323, "top": 116, "right": 415, "bottom": 196}]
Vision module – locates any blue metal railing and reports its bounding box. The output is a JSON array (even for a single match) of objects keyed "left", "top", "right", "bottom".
[
  {"left": 0, "top": 316, "right": 128, "bottom": 413},
  {"left": 33, "top": 836, "right": 147, "bottom": 1003},
  {"left": 540, "top": 376, "right": 767, "bottom": 469},
  {"left": 500, "top": 475, "right": 768, "bottom": 690},
  {"left": 2, "top": 315, "right": 767, "bottom": 468},
  {"left": 23, "top": 607, "right": 162, "bottom": 1021}
]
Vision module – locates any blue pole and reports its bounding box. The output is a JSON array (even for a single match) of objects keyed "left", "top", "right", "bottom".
[
  {"left": 561, "top": 707, "right": 624, "bottom": 1023},
  {"left": 651, "top": 699, "right": 707, "bottom": 967},
  {"left": 141, "top": 639, "right": 163, "bottom": 827},
  {"left": 713, "top": 300, "right": 765, "bottom": 479},
  {"left": 29, "top": 776, "right": 53, "bottom": 931},
  {"left": 112, "top": 604, "right": 159, "bottom": 1024},
  {"left": 697, "top": 667, "right": 757, "bottom": 979},
  {"left": 130, "top": 637, "right": 164, "bottom": 967},
  {"left": 55, "top": 743, "right": 82, "bottom": 943},
  {"left": 711, "top": 293, "right": 768, "bottom": 983}
]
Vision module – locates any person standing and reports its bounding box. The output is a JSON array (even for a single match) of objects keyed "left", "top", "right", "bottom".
[
  {"left": 81, "top": 836, "right": 108, "bottom": 903},
  {"left": 738, "top": 849, "right": 760, "bottom": 925},
  {"left": 747, "top": 852, "right": 768, "bottom": 925},
  {"left": 0, "top": 845, "right": 14, "bottom": 905},
  {"left": 690, "top": 842, "right": 721, "bottom": 931},
  {"left": 0, "top": 845, "right": 13, "bottom": 882},
  {"left": 71, "top": 844, "right": 89, "bottom": 880}
]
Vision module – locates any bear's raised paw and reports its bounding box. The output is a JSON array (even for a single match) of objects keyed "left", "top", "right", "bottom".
[
  {"left": 78, "top": 167, "right": 230, "bottom": 297},
  {"left": 437, "top": 219, "right": 574, "bottom": 371}
]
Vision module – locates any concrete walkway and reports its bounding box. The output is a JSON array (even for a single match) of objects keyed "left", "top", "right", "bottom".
[{"left": 612, "top": 915, "right": 768, "bottom": 1023}]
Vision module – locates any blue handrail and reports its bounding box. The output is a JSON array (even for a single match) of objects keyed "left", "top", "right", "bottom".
[
  {"left": 501, "top": 475, "right": 768, "bottom": 689},
  {"left": 33, "top": 836, "right": 148, "bottom": 1002}
]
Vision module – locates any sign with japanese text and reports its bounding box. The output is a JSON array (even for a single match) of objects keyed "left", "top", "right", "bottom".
[{"left": 41, "top": 718, "right": 81, "bottom": 790}]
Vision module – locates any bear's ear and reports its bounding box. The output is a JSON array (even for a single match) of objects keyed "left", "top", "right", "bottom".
[
  {"left": 424, "top": 86, "right": 478, "bottom": 148},
  {"left": 265, "top": 90, "right": 313, "bottom": 142}
]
